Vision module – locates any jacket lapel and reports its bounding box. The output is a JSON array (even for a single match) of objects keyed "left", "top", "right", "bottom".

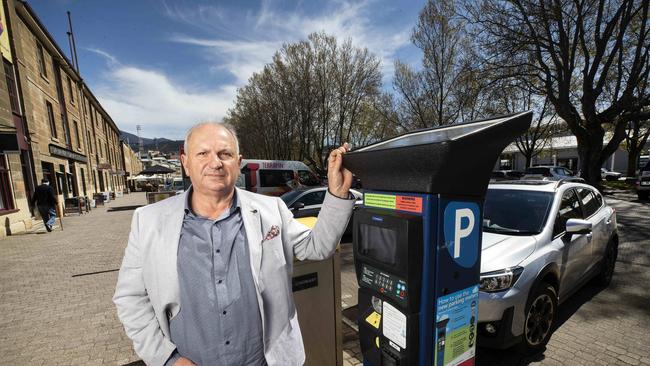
[
  {"left": 238, "top": 189, "right": 263, "bottom": 285},
  {"left": 161, "top": 192, "right": 186, "bottom": 317}
]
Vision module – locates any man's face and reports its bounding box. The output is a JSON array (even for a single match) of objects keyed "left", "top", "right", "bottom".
[{"left": 181, "top": 125, "right": 242, "bottom": 197}]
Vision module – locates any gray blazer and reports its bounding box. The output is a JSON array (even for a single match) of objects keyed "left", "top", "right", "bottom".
[{"left": 113, "top": 188, "right": 355, "bottom": 366}]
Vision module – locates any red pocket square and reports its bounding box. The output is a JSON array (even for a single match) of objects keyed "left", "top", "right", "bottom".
[{"left": 262, "top": 225, "right": 280, "bottom": 242}]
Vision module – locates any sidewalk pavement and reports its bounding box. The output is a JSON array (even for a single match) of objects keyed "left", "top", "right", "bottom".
[
  {"left": 0, "top": 192, "right": 365, "bottom": 365},
  {"left": 0, "top": 192, "right": 145, "bottom": 365}
]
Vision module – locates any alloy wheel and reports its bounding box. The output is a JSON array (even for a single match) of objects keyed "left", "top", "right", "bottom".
[{"left": 525, "top": 293, "right": 554, "bottom": 346}]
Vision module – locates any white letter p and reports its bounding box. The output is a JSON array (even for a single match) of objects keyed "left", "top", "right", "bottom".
[{"left": 454, "top": 208, "right": 474, "bottom": 258}]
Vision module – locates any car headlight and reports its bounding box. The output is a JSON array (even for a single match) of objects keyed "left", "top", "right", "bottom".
[{"left": 480, "top": 267, "right": 524, "bottom": 292}]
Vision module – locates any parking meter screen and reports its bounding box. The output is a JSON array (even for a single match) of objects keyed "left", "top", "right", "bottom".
[{"left": 359, "top": 224, "right": 398, "bottom": 266}]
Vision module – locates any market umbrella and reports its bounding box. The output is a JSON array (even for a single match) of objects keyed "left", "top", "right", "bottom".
[{"left": 138, "top": 165, "right": 175, "bottom": 175}]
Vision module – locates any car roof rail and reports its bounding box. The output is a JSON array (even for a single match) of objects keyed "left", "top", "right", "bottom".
[{"left": 555, "top": 177, "right": 585, "bottom": 188}]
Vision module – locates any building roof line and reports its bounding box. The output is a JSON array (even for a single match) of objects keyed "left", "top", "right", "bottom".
[{"left": 17, "top": 1, "right": 121, "bottom": 135}]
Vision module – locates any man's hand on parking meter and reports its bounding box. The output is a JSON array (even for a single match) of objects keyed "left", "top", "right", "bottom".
[{"left": 327, "top": 143, "right": 353, "bottom": 199}]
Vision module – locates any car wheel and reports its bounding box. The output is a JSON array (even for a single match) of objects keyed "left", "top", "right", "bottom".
[
  {"left": 595, "top": 239, "right": 618, "bottom": 286},
  {"left": 519, "top": 282, "right": 557, "bottom": 355},
  {"left": 638, "top": 191, "right": 649, "bottom": 200}
]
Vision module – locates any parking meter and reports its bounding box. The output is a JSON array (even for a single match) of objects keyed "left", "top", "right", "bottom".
[{"left": 343, "top": 112, "right": 532, "bottom": 366}]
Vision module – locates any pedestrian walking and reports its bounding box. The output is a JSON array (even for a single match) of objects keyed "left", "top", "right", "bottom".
[{"left": 31, "top": 178, "right": 58, "bottom": 232}]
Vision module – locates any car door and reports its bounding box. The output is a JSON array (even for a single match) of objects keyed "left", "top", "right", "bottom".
[
  {"left": 553, "top": 188, "right": 592, "bottom": 298},
  {"left": 289, "top": 190, "right": 326, "bottom": 219},
  {"left": 575, "top": 187, "right": 609, "bottom": 273}
]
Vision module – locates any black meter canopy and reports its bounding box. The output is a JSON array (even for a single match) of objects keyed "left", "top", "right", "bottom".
[{"left": 343, "top": 111, "right": 532, "bottom": 197}]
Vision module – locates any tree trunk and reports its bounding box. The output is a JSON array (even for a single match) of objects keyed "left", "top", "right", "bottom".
[
  {"left": 524, "top": 153, "right": 532, "bottom": 170},
  {"left": 576, "top": 133, "right": 605, "bottom": 190},
  {"left": 626, "top": 147, "right": 642, "bottom": 177}
]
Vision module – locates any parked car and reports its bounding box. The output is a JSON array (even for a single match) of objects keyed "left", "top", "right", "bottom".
[
  {"left": 600, "top": 168, "right": 623, "bottom": 181},
  {"left": 522, "top": 166, "right": 577, "bottom": 181},
  {"left": 281, "top": 187, "right": 363, "bottom": 235},
  {"left": 491, "top": 170, "right": 525, "bottom": 182},
  {"left": 478, "top": 180, "right": 618, "bottom": 354},
  {"left": 636, "top": 161, "right": 650, "bottom": 200}
]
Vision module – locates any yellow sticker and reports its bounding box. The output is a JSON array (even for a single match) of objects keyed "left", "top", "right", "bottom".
[{"left": 365, "top": 311, "right": 382, "bottom": 329}]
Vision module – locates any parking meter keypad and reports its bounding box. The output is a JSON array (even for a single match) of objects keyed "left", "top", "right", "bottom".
[{"left": 360, "top": 264, "right": 408, "bottom": 306}]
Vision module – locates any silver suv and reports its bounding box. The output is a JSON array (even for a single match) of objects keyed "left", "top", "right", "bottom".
[{"left": 478, "top": 180, "right": 618, "bottom": 354}]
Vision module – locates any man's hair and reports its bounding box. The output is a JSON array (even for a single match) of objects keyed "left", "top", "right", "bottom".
[{"left": 183, "top": 122, "right": 240, "bottom": 156}]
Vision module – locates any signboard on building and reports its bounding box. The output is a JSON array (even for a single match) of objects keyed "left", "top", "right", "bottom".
[{"left": 49, "top": 144, "right": 88, "bottom": 163}]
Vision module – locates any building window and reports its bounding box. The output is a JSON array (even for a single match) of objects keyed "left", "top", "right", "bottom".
[
  {"left": 4, "top": 60, "right": 20, "bottom": 114},
  {"left": 87, "top": 131, "right": 93, "bottom": 153},
  {"left": 67, "top": 76, "right": 74, "bottom": 103},
  {"left": 80, "top": 167, "right": 87, "bottom": 195},
  {"left": 46, "top": 101, "right": 57, "bottom": 138},
  {"left": 37, "top": 43, "right": 47, "bottom": 77},
  {"left": 62, "top": 115, "right": 71, "bottom": 147},
  {"left": 73, "top": 121, "right": 81, "bottom": 148},
  {"left": 0, "top": 155, "right": 15, "bottom": 211}
]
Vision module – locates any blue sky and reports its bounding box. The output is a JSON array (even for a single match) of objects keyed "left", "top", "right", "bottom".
[{"left": 29, "top": 0, "right": 424, "bottom": 139}]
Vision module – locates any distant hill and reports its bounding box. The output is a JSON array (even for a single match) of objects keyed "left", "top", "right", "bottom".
[{"left": 120, "top": 130, "right": 183, "bottom": 154}]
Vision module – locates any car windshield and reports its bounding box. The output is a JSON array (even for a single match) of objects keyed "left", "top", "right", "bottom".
[
  {"left": 280, "top": 190, "right": 304, "bottom": 204},
  {"left": 483, "top": 189, "right": 554, "bottom": 235}
]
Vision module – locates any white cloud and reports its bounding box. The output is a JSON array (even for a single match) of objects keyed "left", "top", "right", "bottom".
[
  {"left": 89, "top": 1, "right": 416, "bottom": 139},
  {"left": 91, "top": 51, "right": 233, "bottom": 139},
  {"left": 168, "top": 0, "right": 412, "bottom": 86}
]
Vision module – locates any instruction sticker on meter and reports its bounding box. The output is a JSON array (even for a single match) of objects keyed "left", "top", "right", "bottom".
[
  {"left": 443, "top": 201, "right": 480, "bottom": 268},
  {"left": 435, "top": 285, "right": 479, "bottom": 366},
  {"left": 364, "top": 193, "right": 423, "bottom": 213},
  {"left": 382, "top": 301, "right": 407, "bottom": 349}
]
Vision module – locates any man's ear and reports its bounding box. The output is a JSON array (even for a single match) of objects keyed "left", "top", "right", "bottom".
[{"left": 181, "top": 154, "right": 189, "bottom": 174}]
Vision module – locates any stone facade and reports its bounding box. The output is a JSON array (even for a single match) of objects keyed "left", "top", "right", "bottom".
[{"left": 0, "top": 0, "right": 136, "bottom": 238}]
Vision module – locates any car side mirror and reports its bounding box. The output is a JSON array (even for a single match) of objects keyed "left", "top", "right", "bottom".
[
  {"left": 566, "top": 218, "right": 592, "bottom": 235},
  {"left": 291, "top": 202, "right": 305, "bottom": 210}
]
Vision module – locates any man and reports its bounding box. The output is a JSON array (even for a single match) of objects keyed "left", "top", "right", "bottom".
[
  {"left": 31, "top": 178, "right": 57, "bottom": 232},
  {"left": 114, "top": 122, "right": 355, "bottom": 366}
]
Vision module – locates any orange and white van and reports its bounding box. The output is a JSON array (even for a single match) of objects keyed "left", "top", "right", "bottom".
[{"left": 236, "top": 159, "right": 321, "bottom": 196}]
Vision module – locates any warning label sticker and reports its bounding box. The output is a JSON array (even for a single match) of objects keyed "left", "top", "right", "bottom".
[{"left": 395, "top": 196, "right": 423, "bottom": 213}]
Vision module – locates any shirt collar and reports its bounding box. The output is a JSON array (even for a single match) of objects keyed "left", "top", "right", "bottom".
[{"left": 184, "top": 186, "right": 241, "bottom": 218}]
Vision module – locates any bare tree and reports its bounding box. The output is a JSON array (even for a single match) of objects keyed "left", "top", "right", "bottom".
[
  {"left": 226, "top": 32, "right": 387, "bottom": 175},
  {"left": 464, "top": 0, "right": 650, "bottom": 187},
  {"left": 394, "top": 0, "right": 487, "bottom": 129}
]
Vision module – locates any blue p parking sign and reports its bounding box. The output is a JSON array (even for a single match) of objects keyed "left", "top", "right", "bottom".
[{"left": 443, "top": 201, "right": 480, "bottom": 268}]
